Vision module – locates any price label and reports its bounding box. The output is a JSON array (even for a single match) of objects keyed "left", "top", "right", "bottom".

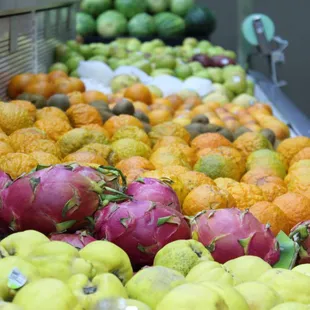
[{"left": 7, "top": 268, "right": 27, "bottom": 289}]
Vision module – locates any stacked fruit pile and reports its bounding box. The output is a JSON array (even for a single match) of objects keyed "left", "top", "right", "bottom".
[
  {"left": 51, "top": 38, "right": 237, "bottom": 80},
  {"left": 77, "top": 0, "right": 215, "bottom": 39}
]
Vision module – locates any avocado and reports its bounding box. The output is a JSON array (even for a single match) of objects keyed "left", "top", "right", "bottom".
[
  {"left": 16, "top": 93, "right": 32, "bottom": 101},
  {"left": 234, "top": 126, "right": 252, "bottom": 139},
  {"left": 191, "top": 114, "right": 210, "bottom": 125},
  {"left": 143, "top": 122, "right": 152, "bottom": 133},
  {"left": 134, "top": 111, "right": 150, "bottom": 124},
  {"left": 47, "top": 94, "right": 70, "bottom": 111},
  {"left": 218, "top": 128, "right": 234, "bottom": 142},
  {"left": 260, "top": 128, "right": 276, "bottom": 146},
  {"left": 112, "top": 100, "right": 135, "bottom": 116},
  {"left": 17, "top": 93, "right": 47, "bottom": 109},
  {"left": 185, "top": 123, "right": 207, "bottom": 140},
  {"left": 204, "top": 124, "right": 223, "bottom": 133},
  {"left": 90, "top": 100, "right": 111, "bottom": 113},
  {"left": 101, "top": 111, "right": 114, "bottom": 123}
]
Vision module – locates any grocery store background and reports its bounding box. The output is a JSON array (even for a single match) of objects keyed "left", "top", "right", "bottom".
[{"left": 200, "top": 0, "right": 310, "bottom": 118}]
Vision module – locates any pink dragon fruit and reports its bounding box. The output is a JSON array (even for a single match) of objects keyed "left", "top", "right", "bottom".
[
  {"left": 0, "top": 170, "right": 12, "bottom": 192},
  {"left": 191, "top": 208, "right": 280, "bottom": 265},
  {"left": 50, "top": 230, "right": 96, "bottom": 249},
  {"left": 94, "top": 200, "right": 191, "bottom": 267},
  {"left": 126, "top": 178, "right": 181, "bottom": 212},
  {"left": 0, "top": 165, "right": 104, "bottom": 235},
  {"left": 290, "top": 221, "right": 310, "bottom": 264}
]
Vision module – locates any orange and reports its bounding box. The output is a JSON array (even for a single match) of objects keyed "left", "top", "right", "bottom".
[
  {"left": 203, "top": 101, "right": 222, "bottom": 111},
  {"left": 233, "top": 132, "right": 272, "bottom": 158},
  {"left": 115, "top": 156, "right": 155, "bottom": 175},
  {"left": 10, "top": 100, "right": 36, "bottom": 121},
  {"left": 124, "top": 168, "right": 146, "bottom": 184},
  {"left": 36, "top": 107, "right": 69, "bottom": 122},
  {"left": 103, "top": 115, "right": 143, "bottom": 136},
  {"left": 30, "top": 151, "right": 61, "bottom": 166},
  {"left": 182, "top": 96, "right": 202, "bottom": 110},
  {"left": 243, "top": 174, "right": 287, "bottom": 202},
  {"left": 0, "top": 102, "right": 33, "bottom": 135},
  {"left": 0, "top": 142, "right": 14, "bottom": 156},
  {"left": 83, "top": 91, "right": 108, "bottom": 104},
  {"left": 157, "top": 165, "right": 190, "bottom": 176},
  {"left": 258, "top": 116, "right": 289, "bottom": 140},
  {"left": 286, "top": 173, "right": 310, "bottom": 200},
  {"left": 214, "top": 177, "right": 238, "bottom": 189},
  {"left": 148, "top": 110, "right": 172, "bottom": 126},
  {"left": 124, "top": 84, "right": 152, "bottom": 105},
  {"left": 81, "top": 124, "right": 110, "bottom": 138},
  {"left": 241, "top": 167, "right": 281, "bottom": 183},
  {"left": 289, "top": 160, "right": 310, "bottom": 174},
  {"left": 191, "top": 133, "right": 232, "bottom": 151},
  {"left": 23, "top": 139, "right": 61, "bottom": 158},
  {"left": 153, "top": 136, "right": 188, "bottom": 150},
  {"left": 289, "top": 147, "right": 310, "bottom": 166},
  {"left": 273, "top": 192, "right": 310, "bottom": 229},
  {"left": 78, "top": 143, "right": 118, "bottom": 165},
  {"left": 66, "top": 104, "right": 103, "bottom": 127},
  {"left": 152, "top": 98, "right": 173, "bottom": 110},
  {"left": 149, "top": 122, "right": 191, "bottom": 146},
  {"left": 277, "top": 136, "right": 310, "bottom": 166},
  {"left": 63, "top": 151, "right": 108, "bottom": 165},
  {"left": 133, "top": 101, "right": 150, "bottom": 115},
  {"left": 34, "top": 117, "right": 72, "bottom": 141},
  {"left": 8, "top": 127, "right": 47, "bottom": 152},
  {"left": 0, "top": 133, "right": 9, "bottom": 144},
  {"left": 191, "top": 105, "right": 212, "bottom": 117},
  {"left": 31, "top": 73, "right": 49, "bottom": 83},
  {"left": 248, "top": 102, "right": 273, "bottom": 115},
  {"left": 24, "top": 81, "right": 54, "bottom": 99},
  {"left": 48, "top": 70, "right": 68, "bottom": 82},
  {"left": 167, "top": 144, "right": 196, "bottom": 166},
  {"left": 111, "top": 126, "right": 150, "bottom": 146},
  {"left": 0, "top": 153, "right": 38, "bottom": 179},
  {"left": 180, "top": 171, "right": 215, "bottom": 195},
  {"left": 182, "top": 184, "right": 235, "bottom": 216},
  {"left": 68, "top": 91, "right": 86, "bottom": 106},
  {"left": 52, "top": 78, "right": 74, "bottom": 94},
  {"left": 68, "top": 77, "right": 85, "bottom": 92},
  {"left": 249, "top": 201, "right": 290, "bottom": 235},
  {"left": 7, "top": 73, "right": 34, "bottom": 99},
  {"left": 165, "top": 94, "right": 183, "bottom": 110},
  {"left": 196, "top": 146, "right": 246, "bottom": 175}
]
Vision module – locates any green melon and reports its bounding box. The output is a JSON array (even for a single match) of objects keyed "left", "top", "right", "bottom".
[
  {"left": 128, "top": 13, "right": 156, "bottom": 37},
  {"left": 154, "top": 12, "right": 186, "bottom": 37},
  {"left": 76, "top": 12, "right": 96, "bottom": 37},
  {"left": 80, "top": 0, "right": 112, "bottom": 17},
  {"left": 115, "top": 0, "right": 147, "bottom": 19}
]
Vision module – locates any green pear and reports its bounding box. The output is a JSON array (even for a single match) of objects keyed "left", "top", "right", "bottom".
[
  {"left": 183, "top": 38, "right": 198, "bottom": 47},
  {"left": 154, "top": 240, "right": 213, "bottom": 276},
  {"left": 27, "top": 241, "right": 93, "bottom": 282},
  {"left": 79, "top": 45, "right": 94, "bottom": 59},
  {"left": 186, "top": 261, "right": 234, "bottom": 286},
  {"left": 0, "top": 301, "right": 22, "bottom": 310},
  {"left": 127, "top": 38, "right": 142, "bottom": 52},
  {"left": 92, "top": 45, "right": 110, "bottom": 57},
  {"left": 222, "top": 65, "right": 245, "bottom": 80},
  {"left": 232, "top": 94, "right": 257, "bottom": 108},
  {"left": 224, "top": 255, "right": 271, "bottom": 285},
  {"left": 133, "top": 60, "right": 152, "bottom": 75},
  {"left": 155, "top": 283, "right": 228, "bottom": 310},
  {"left": 141, "top": 42, "right": 154, "bottom": 54},
  {"left": 0, "top": 230, "right": 49, "bottom": 258},
  {"left": 125, "top": 266, "right": 185, "bottom": 309},
  {"left": 224, "top": 74, "right": 247, "bottom": 95},
  {"left": 151, "top": 69, "right": 174, "bottom": 77},
  {"left": 151, "top": 39, "right": 165, "bottom": 48},
  {"left": 110, "top": 75, "right": 139, "bottom": 93},
  {"left": 175, "top": 64, "right": 193, "bottom": 80},
  {"left": 68, "top": 273, "right": 127, "bottom": 309},
  {"left": 203, "top": 92, "right": 229, "bottom": 105},
  {"left": 80, "top": 241, "right": 133, "bottom": 285},
  {"left": 200, "top": 282, "right": 250, "bottom": 310},
  {"left": 271, "top": 302, "right": 310, "bottom": 310},
  {"left": 0, "top": 257, "right": 40, "bottom": 300},
  {"left": 292, "top": 264, "right": 310, "bottom": 277},
  {"left": 188, "top": 61, "right": 204, "bottom": 73},
  {"left": 206, "top": 68, "right": 224, "bottom": 83},
  {"left": 13, "top": 278, "right": 82, "bottom": 310},
  {"left": 153, "top": 55, "right": 176, "bottom": 70},
  {"left": 258, "top": 269, "right": 310, "bottom": 304},
  {"left": 235, "top": 282, "right": 283, "bottom": 310},
  {"left": 194, "top": 70, "right": 210, "bottom": 79}
]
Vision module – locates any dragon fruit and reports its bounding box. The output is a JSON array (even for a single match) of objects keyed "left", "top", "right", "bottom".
[
  {"left": 191, "top": 208, "right": 280, "bottom": 265},
  {"left": 94, "top": 200, "right": 191, "bottom": 267},
  {"left": 0, "top": 170, "right": 12, "bottom": 192},
  {"left": 0, "top": 165, "right": 104, "bottom": 235},
  {"left": 50, "top": 231, "right": 96, "bottom": 249},
  {"left": 290, "top": 221, "right": 310, "bottom": 264},
  {"left": 126, "top": 178, "right": 181, "bottom": 212}
]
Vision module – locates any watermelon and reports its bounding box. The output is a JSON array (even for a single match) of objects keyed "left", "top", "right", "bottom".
[
  {"left": 80, "top": 0, "right": 112, "bottom": 17},
  {"left": 115, "top": 0, "right": 147, "bottom": 19},
  {"left": 147, "top": 0, "right": 169, "bottom": 14},
  {"left": 128, "top": 13, "right": 156, "bottom": 37},
  {"left": 96, "top": 10, "right": 128, "bottom": 38},
  {"left": 185, "top": 6, "right": 216, "bottom": 36},
  {"left": 154, "top": 12, "right": 186, "bottom": 38},
  {"left": 76, "top": 12, "right": 96, "bottom": 37},
  {"left": 170, "top": 0, "right": 194, "bottom": 17}
]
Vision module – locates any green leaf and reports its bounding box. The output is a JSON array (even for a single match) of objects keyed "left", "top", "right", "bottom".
[
  {"left": 85, "top": 216, "right": 95, "bottom": 228},
  {"left": 29, "top": 177, "right": 40, "bottom": 193},
  {"left": 157, "top": 216, "right": 172, "bottom": 226},
  {"left": 273, "top": 231, "right": 300, "bottom": 269},
  {"left": 35, "top": 164, "right": 50, "bottom": 171},
  {"left": 120, "top": 217, "right": 130, "bottom": 229},
  {"left": 62, "top": 197, "right": 78, "bottom": 218},
  {"left": 238, "top": 235, "right": 253, "bottom": 254},
  {"left": 135, "top": 177, "right": 145, "bottom": 184},
  {"left": 56, "top": 220, "right": 77, "bottom": 233}
]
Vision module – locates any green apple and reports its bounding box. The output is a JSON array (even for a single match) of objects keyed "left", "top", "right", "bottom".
[
  {"left": 293, "top": 264, "right": 310, "bottom": 277},
  {"left": 222, "top": 65, "right": 245, "bottom": 80},
  {"left": 154, "top": 240, "right": 213, "bottom": 276},
  {"left": 155, "top": 283, "right": 228, "bottom": 310},
  {"left": 186, "top": 261, "right": 234, "bottom": 286},
  {"left": 125, "top": 266, "right": 185, "bottom": 309},
  {"left": 133, "top": 60, "right": 152, "bottom": 75},
  {"left": 235, "top": 282, "right": 282, "bottom": 310},
  {"left": 151, "top": 39, "right": 165, "bottom": 48},
  {"left": 110, "top": 75, "right": 139, "bottom": 93},
  {"left": 89, "top": 55, "right": 107, "bottom": 63},
  {"left": 153, "top": 55, "right": 176, "bottom": 70},
  {"left": 141, "top": 42, "right": 154, "bottom": 54},
  {"left": 0, "top": 230, "right": 49, "bottom": 258},
  {"left": 0, "top": 257, "right": 40, "bottom": 300},
  {"left": 27, "top": 241, "right": 93, "bottom": 282},
  {"left": 66, "top": 40, "right": 80, "bottom": 51},
  {"left": 13, "top": 278, "right": 82, "bottom": 310},
  {"left": 198, "top": 40, "right": 212, "bottom": 50},
  {"left": 175, "top": 64, "right": 193, "bottom": 80},
  {"left": 194, "top": 70, "right": 210, "bottom": 79},
  {"left": 0, "top": 301, "right": 22, "bottom": 310},
  {"left": 79, "top": 45, "right": 94, "bottom": 59},
  {"left": 203, "top": 92, "right": 229, "bottom": 105},
  {"left": 188, "top": 61, "right": 204, "bottom": 74},
  {"left": 68, "top": 273, "right": 127, "bottom": 309},
  {"left": 206, "top": 68, "right": 224, "bottom": 83},
  {"left": 79, "top": 241, "right": 133, "bottom": 285},
  {"left": 232, "top": 94, "right": 257, "bottom": 108},
  {"left": 270, "top": 302, "right": 310, "bottom": 310},
  {"left": 223, "top": 50, "right": 237, "bottom": 60},
  {"left": 207, "top": 46, "right": 225, "bottom": 57},
  {"left": 151, "top": 69, "right": 174, "bottom": 77},
  {"left": 183, "top": 38, "right": 198, "bottom": 47},
  {"left": 200, "top": 282, "right": 250, "bottom": 310},
  {"left": 66, "top": 56, "right": 85, "bottom": 72},
  {"left": 48, "top": 63, "right": 69, "bottom": 74},
  {"left": 108, "top": 58, "right": 119, "bottom": 70},
  {"left": 224, "top": 74, "right": 247, "bottom": 95},
  {"left": 92, "top": 45, "right": 110, "bottom": 57},
  {"left": 127, "top": 38, "right": 142, "bottom": 52}
]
